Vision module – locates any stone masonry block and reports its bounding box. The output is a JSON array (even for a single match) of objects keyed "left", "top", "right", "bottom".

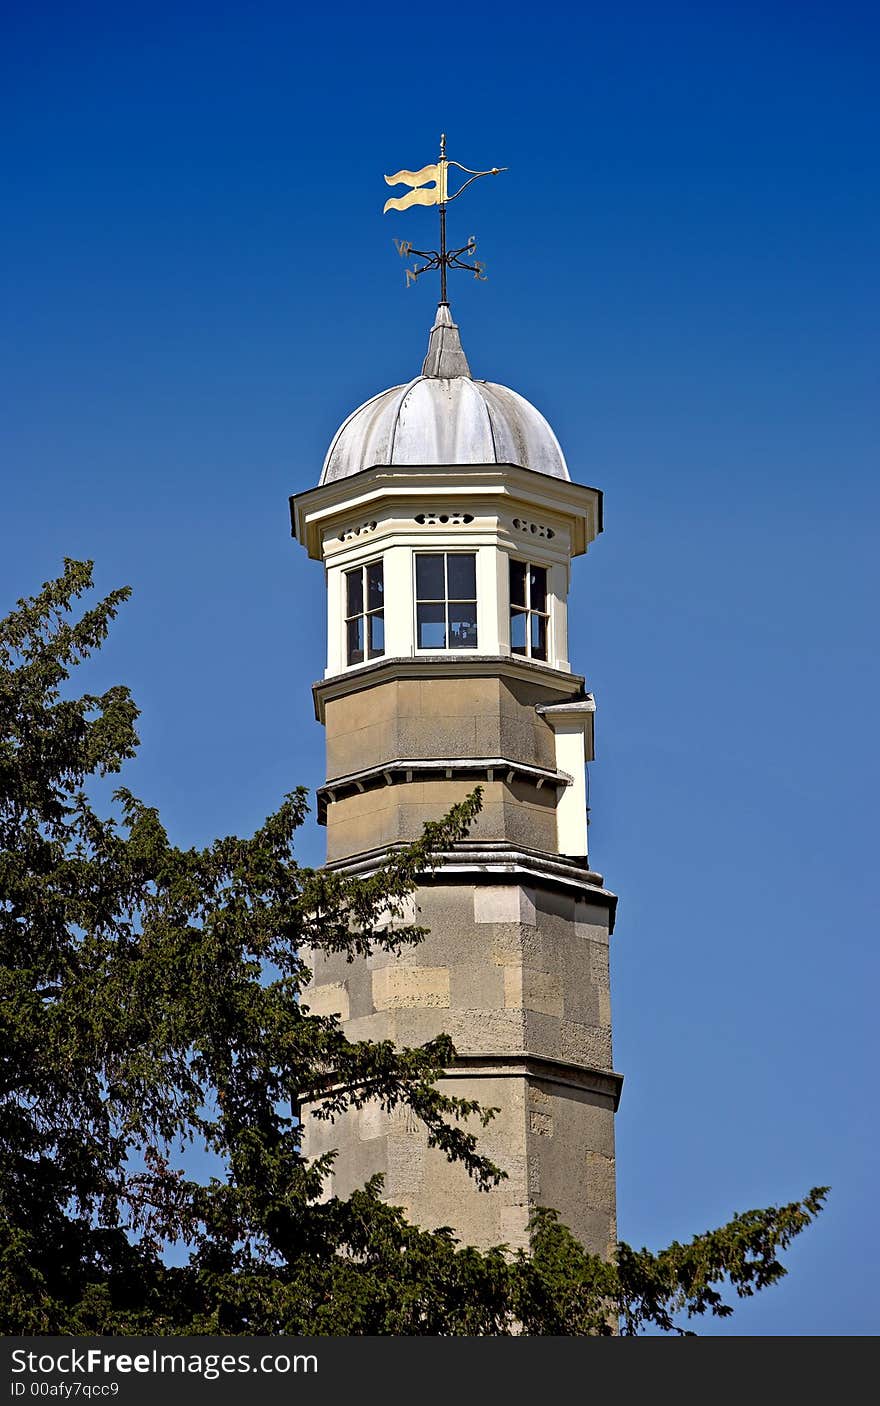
[
  {"left": 368, "top": 967, "right": 449, "bottom": 1012},
  {"left": 343, "top": 1011, "right": 395, "bottom": 1043},
  {"left": 418, "top": 678, "right": 497, "bottom": 719},
  {"left": 372, "top": 965, "right": 450, "bottom": 1011},
  {"left": 302, "top": 981, "right": 349, "bottom": 1021},
  {"left": 474, "top": 885, "right": 536, "bottom": 926},
  {"left": 385, "top": 1135, "right": 427, "bottom": 1201},
  {"left": 358, "top": 1101, "right": 388, "bottom": 1142},
  {"left": 499, "top": 1205, "right": 530, "bottom": 1252},
  {"left": 326, "top": 719, "right": 399, "bottom": 779},
  {"left": 448, "top": 962, "right": 505, "bottom": 1010},
  {"left": 504, "top": 966, "right": 564, "bottom": 1018},
  {"left": 417, "top": 925, "right": 492, "bottom": 970},
  {"left": 518, "top": 925, "right": 563, "bottom": 973},
  {"left": 396, "top": 680, "right": 422, "bottom": 717},
  {"left": 584, "top": 1150, "right": 616, "bottom": 1209},
  {"left": 396, "top": 716, "right": 479, "bottom": 759},
  {"left": 523, "top": 1010, "right": 563, "bottom": 1061},
  {"left": 492, "top": 925, "right": 526, "bottom": 965},
  {"left": 589, "top": 940, "right": 612, "bottom": 1026},
  {"left": 391, "top": 1005, "right": 525, "bottom": 1053},
  {"left": 560, "top": 1019, "right": 613, "bottom": 1069}
]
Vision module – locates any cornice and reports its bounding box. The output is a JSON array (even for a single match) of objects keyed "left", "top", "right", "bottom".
[
  {"left": 290, "top": 462, "right": 603, "bottom": 561},
  {"left": 300, "top": 1054, "right": 623, "bottom": 1113},
  {"left": 324, "top": 839, "right": 617, "bottom": 928},
  {"left": 312, "top": 653, "right": 587, "bottom": 722},
  {"left": 444, "top": 1054, "right": 624, "bottom": 1110},
  {"left": 317, "top": 755, "right": 572, "bottom": 825}
]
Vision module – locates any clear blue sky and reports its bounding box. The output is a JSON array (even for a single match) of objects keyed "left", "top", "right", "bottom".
[{"left": 3, "top": 1, "right": 877, "bottom": 1335}]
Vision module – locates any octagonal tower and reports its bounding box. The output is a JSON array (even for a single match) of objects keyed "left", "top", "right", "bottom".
[{"left": 290, "top": 303, "right": 620, "bottom": 1254}]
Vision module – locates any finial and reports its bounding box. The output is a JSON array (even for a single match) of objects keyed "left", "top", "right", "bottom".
[
  {"left": 422, "top": 302, "right": 471, "bottom": 379},
  {"left": 383, "top": 135, "right": 506, "bottom": 300}
]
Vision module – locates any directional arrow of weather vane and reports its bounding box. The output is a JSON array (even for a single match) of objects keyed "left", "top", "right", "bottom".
[{"left": 383, "top": 133, "right": 507, "bottom": 301}]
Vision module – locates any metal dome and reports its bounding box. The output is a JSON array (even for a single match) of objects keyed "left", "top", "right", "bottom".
[{"left": 320, "top": 304, "right": 570, "bottom": 485}]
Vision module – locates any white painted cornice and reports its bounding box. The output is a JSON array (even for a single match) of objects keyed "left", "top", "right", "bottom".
[{"left": 290, "top": 462, "right": 603, "bottom": 561}]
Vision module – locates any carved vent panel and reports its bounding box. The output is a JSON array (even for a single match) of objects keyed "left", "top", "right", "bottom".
[
  {"left": 512, "top": 516, "right": 555, "bottom": 540},
  {"left": 414, "top": 511, "right": 475, "bottom": 527},
  {"left": 339, "top": 520, "right": 378, "bottom": 543}
]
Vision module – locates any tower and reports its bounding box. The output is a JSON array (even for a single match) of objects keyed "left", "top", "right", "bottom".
[{"left": 290, "top": 297, "right": 621, "bottom": 1256}]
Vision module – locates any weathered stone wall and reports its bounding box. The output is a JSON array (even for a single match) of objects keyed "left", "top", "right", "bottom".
[
  {"left": 301, "top": 878, "right": 617, "bottom": 1255},
  {"left": 324, "top": 777, "right": 558, "bottom": 862},
  {"left": 324, "top": 676, "right": 560, "bottom": 780},
  {"left": 322, "top": 674, "right": 577, "bottom": 862}
]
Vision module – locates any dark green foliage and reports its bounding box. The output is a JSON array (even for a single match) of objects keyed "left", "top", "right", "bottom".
[{"left": 0, "top": 562, "right": 827, "bottom": 1334}]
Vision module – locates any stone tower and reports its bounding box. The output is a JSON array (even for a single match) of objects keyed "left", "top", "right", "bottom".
[{"left": 290, "top": 304, "right": 620, "bottom": 1255}]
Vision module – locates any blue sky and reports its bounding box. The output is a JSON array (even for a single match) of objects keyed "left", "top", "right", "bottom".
[{"left": 2, "top": 1, "right": 878, "bottom": 1334}]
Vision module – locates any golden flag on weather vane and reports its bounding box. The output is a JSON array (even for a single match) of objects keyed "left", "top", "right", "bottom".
[
  {"left": 382, "top": 134, "right": 506, "bottom": 298},
  {"left": 383, "top": 162, "right": 447, "bottom": 213}
]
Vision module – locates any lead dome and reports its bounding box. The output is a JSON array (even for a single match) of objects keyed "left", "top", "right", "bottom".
[{"left": 320, "top": 304, "right": 571, "bottom": 485}]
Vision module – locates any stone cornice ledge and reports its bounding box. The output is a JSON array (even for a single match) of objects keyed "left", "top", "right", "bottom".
[
  {"left": 299, "top": 1056, "right": 623, "bottom": 1113},
  {"left": 313, "top": 654, "right": 586, "bottom": 722},
  {"left": 446, "top": 1054, "right": 624, "bottom": 1111},
  {"left": 317, "top": 756, "right": 571, "bottom": 824},
  {"left": 324, "top": 840, "right": 617, "bottom": 927}
]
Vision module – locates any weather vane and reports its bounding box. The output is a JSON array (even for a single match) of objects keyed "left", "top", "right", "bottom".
[{"left": 383, "top": 133, "right": 506, "bottom": 301}]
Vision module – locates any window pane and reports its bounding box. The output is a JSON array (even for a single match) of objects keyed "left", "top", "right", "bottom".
[
  {"left": 416, "top": 554, "right": 445, "bottom": 600},
  {"left": 510, "top": 608, "right": 527, "bottom": 655},
  {"left": 367, "top": 611, "right": 384, "bottom": 659},
  {"left": 347, "top": 616, "right": 364, "bottom": 665},
  {"left": 510, "top": 559, "right": 527, "bottom": 608},
  {"left": 367, "top": 561, "right": 384, "bottom": 611},
  {"left": 531, "top": 612, "right": 548, "bottom": 660},
  {"left": 345, "top": 568, "right": 363, "bottom": 619},
  {"left": 529, "top": 565, "right": 547, "bottom": 612},
  {"left": 417, "top": 601, "right": 446, "bottom": 648},
  {"left": 449, "top": 600, "right": 478, "bottom": 649},
  {"left": 448, "top": 553, "right": 476, "bottom": 601}
]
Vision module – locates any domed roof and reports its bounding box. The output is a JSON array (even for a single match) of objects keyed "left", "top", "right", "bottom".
[{"left": 320, "top": 304, "right": 570, "bottom": 485}]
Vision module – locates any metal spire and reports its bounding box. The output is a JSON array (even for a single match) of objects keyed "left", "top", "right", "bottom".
[{"left": 420, "top": 302, "right": 471, "bottom": 379}]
